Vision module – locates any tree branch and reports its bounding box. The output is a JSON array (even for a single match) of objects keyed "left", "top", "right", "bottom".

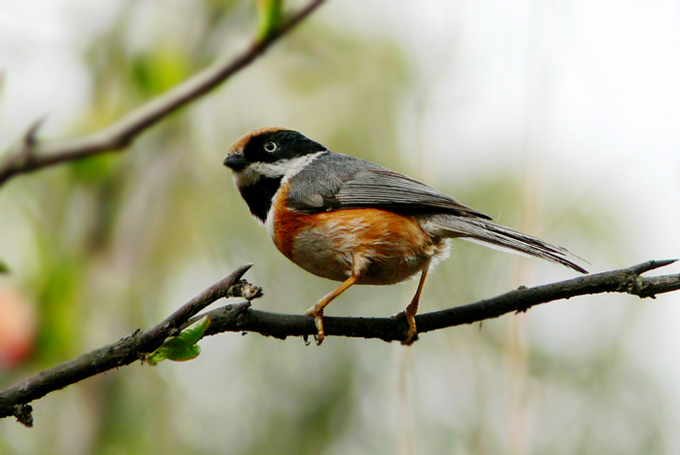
[
  {"left": 0, "top": 0, "right": 326, "bottom": 187},
  {"left": 194, "top": 259, "right": 680, "bottom": 342},
  {"left": 1, "top": 259, "right": 678, "bottom": 427},
  {"left": 0, "top": 264, "right": 257, "bottom": 426}
]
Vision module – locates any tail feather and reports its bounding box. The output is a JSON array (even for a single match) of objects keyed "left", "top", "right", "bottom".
[{"left": 425, "top": 215, "right": 588, "bottom": 274}]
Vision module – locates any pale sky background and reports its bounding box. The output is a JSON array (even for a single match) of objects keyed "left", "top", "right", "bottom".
[{"left": 1, "top": 0, "right": 680, "bottom": 452}]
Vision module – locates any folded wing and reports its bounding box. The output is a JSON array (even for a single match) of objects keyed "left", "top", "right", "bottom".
[{"left": 287, "top": 154, "right": 491, "bottom": 219}]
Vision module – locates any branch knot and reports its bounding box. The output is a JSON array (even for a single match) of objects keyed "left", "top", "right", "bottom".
[{"left": 13, "top": 404, "right": 33, "bottom": 428}]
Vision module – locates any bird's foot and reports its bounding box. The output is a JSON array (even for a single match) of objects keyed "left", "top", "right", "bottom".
[
  {"left": 392, "top": 310, "right": 418, "bottom": 346},
  {"left": 304, "top": 305, "right": 325, "bottom": 345}
]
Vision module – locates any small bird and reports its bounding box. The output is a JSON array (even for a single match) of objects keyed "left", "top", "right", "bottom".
[{"left": 224, "top": 127, "right": 587, "bottom": 344}]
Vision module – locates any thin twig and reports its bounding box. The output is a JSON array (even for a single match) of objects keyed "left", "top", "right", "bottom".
[
  {"left": 0, "top": 264, "right": 255, "bottom": 426},
  {"left": 0, "top": 0, "right": 326, "bottom": 187}
]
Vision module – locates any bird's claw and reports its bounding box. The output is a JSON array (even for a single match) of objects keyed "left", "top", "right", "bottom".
[
  {"left": 392, "top": 310, "right": 418, "bottom": 345},
  {"left": 305, "top": 307, "right": 325, "bottom": 345}
]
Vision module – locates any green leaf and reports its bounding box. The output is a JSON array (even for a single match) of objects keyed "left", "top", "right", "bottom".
[
  {"left": 147, "top": 316, "right": 211, "bottom": 365},
  {"left": 0, "top": 260, "right": 9, "bottom": 274},
  {"left": 153, "top": 337, "right": 202, "bottom": 362},
  {"left": 255, "top": 0, "right": 283, "bottom": 41},
  {"left": 69, "top": 153, "right": 119, "bottom": 184}
]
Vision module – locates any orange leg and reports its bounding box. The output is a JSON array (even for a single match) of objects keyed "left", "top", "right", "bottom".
[
  {"left": 305, "top": 274, "right": 359, "bottom": 345},
  {"left": 397, "top": 259, "right": 431, "bottom": 345}
]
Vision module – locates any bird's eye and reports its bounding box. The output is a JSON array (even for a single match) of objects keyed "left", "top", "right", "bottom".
[{"left": 264, "top": 141, "right": 278, "bottom": 153}]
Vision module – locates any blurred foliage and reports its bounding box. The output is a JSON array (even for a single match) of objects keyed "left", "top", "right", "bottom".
[
  {"left": 0, "top": 1, "right": 671, "bottom": 455},
  {"left": 242, "top": 358, "right": 354, "bottom": 455},
  {"left": 255, "top": 0, "right": 283, "bottom": 41}
]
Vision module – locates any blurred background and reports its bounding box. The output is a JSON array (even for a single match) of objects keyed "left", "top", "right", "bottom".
[{"left": 1, "top": 0, "right": 679, "bottom": 453}]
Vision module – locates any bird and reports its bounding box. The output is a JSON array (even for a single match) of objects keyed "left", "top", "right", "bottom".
[{"left": 223, "top": 127, "right": 587, "bottom": 345}]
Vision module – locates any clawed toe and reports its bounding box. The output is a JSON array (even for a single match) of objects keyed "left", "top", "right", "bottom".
[
  {"left": 392, "top": 310, "right": 418, "bottom": 345},
  {"left": 305, "top": 307, "right": 325, "bottom": 345}
]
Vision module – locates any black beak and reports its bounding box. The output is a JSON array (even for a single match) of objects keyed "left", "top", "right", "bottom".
[{"left": 223, "top": 154, "right": 249, "bottom": 171}]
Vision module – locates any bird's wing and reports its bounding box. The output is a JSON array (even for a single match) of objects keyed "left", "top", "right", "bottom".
[{"left": 287, "top": 156, "right": 491, "bottom": 219}]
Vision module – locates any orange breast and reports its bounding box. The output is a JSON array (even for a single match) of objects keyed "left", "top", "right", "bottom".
[{"left": 270, "top": 184, "right": 448, "bottom": 284}]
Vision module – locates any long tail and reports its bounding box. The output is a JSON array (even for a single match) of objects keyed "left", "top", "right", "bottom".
[{"left": 424, "top": 215, "right": 588, "bottom": 274}]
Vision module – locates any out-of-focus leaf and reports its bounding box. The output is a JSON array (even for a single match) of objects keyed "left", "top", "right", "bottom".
[
  {"left": 0, "top": 260, "right": 9, "bottom": 274},
  {"left": 147, "top": 315, "right": 211, "bottom": 365},
  {"left": 255, "top": 0, "right": 283, "bottom": 41},
  {"left": 34, "top": 260, "right": 83, "bottom": 364},
  {"left": 131, "top": 47, "right": 191, "bottom": 97},
  {"left": 69, "top": 154, "right": 120, "bottom": 184}
]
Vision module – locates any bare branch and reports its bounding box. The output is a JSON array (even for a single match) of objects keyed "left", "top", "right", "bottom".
[
  {"left": 0, "top": 0, "right": 326, "bottom": 187},
  {"left": 194, "top": 259, "right": 680, "bottom": 342},
  {"left": 0, "top": 264, "right": 256, "bottom": 426},
  {"left": 1, "top": 259, "right": 678, "bottom": 427}
]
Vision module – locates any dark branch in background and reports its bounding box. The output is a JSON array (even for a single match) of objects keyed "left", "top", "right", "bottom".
[
  {"left": 0, "top": 264, "right": 257, "bottom": 427},
  {"left": 2, "top": 260, "right": 678, "bottom": 427},
  {"left": 0, "top": 0, "right": 326, "bottom": 187}
]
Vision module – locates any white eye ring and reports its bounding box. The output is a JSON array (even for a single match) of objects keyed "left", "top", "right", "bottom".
[{"left": 264, "top": 141, "right": 278, "bottom": 153}]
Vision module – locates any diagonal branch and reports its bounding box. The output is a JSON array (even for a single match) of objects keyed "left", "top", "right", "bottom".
[
  {"left": 1, "top": 259, "right": 678, "bottom": 427},
  {"left": 0, "top": 0, "right": 326, "bottom": 187},
  {"left": 0, "top": 264, "right": 257, "bottom": 426}
]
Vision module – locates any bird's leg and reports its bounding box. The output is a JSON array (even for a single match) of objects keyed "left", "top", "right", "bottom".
[
  {"left": 395, "top": 259, "right": 431, "bottom": 345},
  {"left": 305, "top": 274, "right": 359, "bottom": 345}
]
